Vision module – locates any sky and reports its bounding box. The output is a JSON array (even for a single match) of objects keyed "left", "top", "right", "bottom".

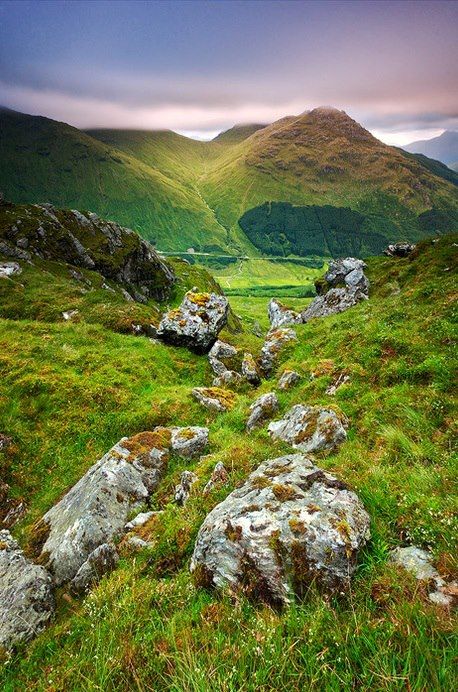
[{"left": 0, "top": 0, "right": 457, "bottom": 145}]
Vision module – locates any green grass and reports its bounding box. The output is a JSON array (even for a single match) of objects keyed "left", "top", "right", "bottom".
[{"left": 1, "top": 236, "right": 457, "bottom": 689}]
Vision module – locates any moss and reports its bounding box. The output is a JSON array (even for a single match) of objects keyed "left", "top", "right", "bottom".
[
  {"left": 124, "top": 429, "right": 172, "bottom": 457},
  {"left": 272, "top": 484, "right": 299, "bottom": 502},
  {"left": 192, "top": 563, "right": 215, "bottom": 590},
  {"left": 239, "top": 553, "right": 283, "bottom": 608},
  {"left": 289, "top": 517, "right": 307, "bottom": 534},
  {"left": 175, "top": 427, "right": 196, "bottom": 440},
  {"left": 188, "top": 291, "right": 211, "bottom": 307},
  {"left": 224, "top": 521, "right": 243, "bottom": 542},
  {"left": 264, "top": 464, "right": 293, "bottom": 478},
  {"left": 200, "top": 387, "right": 236, "bottom": 409},
  {"left": 251, "top": 475, "right": 272, "bottom": 490},
  {"left": 25, "top": 519, "right": 51, "bottom": 560}
]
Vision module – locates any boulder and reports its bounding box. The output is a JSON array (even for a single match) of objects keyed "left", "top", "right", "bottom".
[
  {"left": 268, "top": 299, "right": 302, "bottom": 328},
  {"left": 241, "top": 352, "right": 261, "bottom": 386},
  {"left": 70, "top": 543, "right": 119, "bottom": 594},
  {"left": 170, "top": 426, "right": 209, "bottom": 458},
  {"left": 192, "top": 387, "right": 235, "bottom": 413},
  {"left": 246, "top": 392, "right": 279, "bottom": 432},
  {"left": 304, "top": 258, "right": 369, "bottom": 323},
  {"left": 278, "top": 370, "right": 301, "bottom": 390},
  {"left": 0, "top": 261, "right": 22, "bottom": 279},
  {"left": 203, "top": 462, "right": 229, "bottom": 495},
  {"left": 174, "top": 471, "right": 198, "bottom": 505},
  {"left": 190, "top": 454, "right": 370, "bottom": 604},
  {"left": 212, "top": 370, "right": 243, "bottom": 389},
  {"left": 268, "top": 405, "right": 347, "bottom": 454},
  {"left": 35, "top": 431, "right": 172, "bottom": 585},
  {"left": 208, "top": 340, "right": 238, "bottom": 377},
  {"left": 390, "top": 546, "right": 457, "bottom": 607},
  {"left": 324, "top": 257, "right": 369, "bottom": 293},
  {"left": 301, "top": 287, "right": 366, "bottom": 323},
  {"left": 384, "top": 243, "right": 416, "bottom": 257},
  {"left": 158, "top": 290, "right": 229, "bottom": 354},
  {"left": 0, "top": 530, "right": 55, "bottom": 650},
  {"left": 124, "top": 511, "right": 157, "bottom": 532},
  {"left": 259, "top": 328, "right": 298, "bottom": 376}
]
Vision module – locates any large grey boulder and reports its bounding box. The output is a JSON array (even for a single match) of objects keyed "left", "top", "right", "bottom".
[
  {"left": 259, "top": 327, "right": 297, "bottom": 376},
  {"left": 268, "top": 299, "right": 302, "bottom": 328},
  {"left": 303, "top": 257, "right": 369, "bottom": 323},
  {"left": 268, "top": 405, "right": 347, "bottom": 454},
  {"left": 246, "top": 392, "right": 279, "bottom": 432},
  {"left": 70, "top": 543, "right": 119, "bottom": 594},
  {"left": 170, "top": 426, "right": 209, "bottom": 458},
  {"left": 324, "top": 257, "right": 369, "bottom": 294},
  {"left": 190, "top": 454, "right": 370, "bottom": 604},
  {"left": 35, "top": 431, "right": 172, "bottom": 586},
  {"left": 0, "top": 530, "right": 55, "bottom": 650},
  {"left": 158, "top": 290, "right": 229, "bottom": 353}
]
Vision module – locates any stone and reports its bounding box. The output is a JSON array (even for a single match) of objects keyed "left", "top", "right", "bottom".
[
  {"left": 174, "top": 471, "right": 198, "bottom": 505},
  {"left": 390, "top": 546, "right": 456, "bottom": 607},
  {"left": 211, "top": 370, "right": 243, "bottom": 389},
  {"left": 70, "top": 543, "right": 119, "bottom": 594},
  {"left": 301, "top": 287, "right": 366, "bottom": 323},
  {"left": 62, "top": 309, "right": 79, "bottom": 321},
  {"left": 203, "top": 462, "right": 229, "bottom": 495},
  {"left": 124, "top": 511, "right": 156, "bottom": 532},
  {"left": 158, "top": 290, "right": 229, "bottom": 354},
  {"left": 241, "top": 352, "right": 261, "bottom": 386},
  {"left": 246, "top": 392, "right": 279, "bottom": 432},
  {"left": 384, "top": 243, "right": 416, "bottom": 257},
  {"left": 192, "top": 387, "right": 235, "bottom": 413},
  {"left": 259, "top": 328, "right": 297, "bottom": 376},
  {"left": 190, "top": 454, "right": 370, "bottom": 604},
  {"left": 278, "top": 370, "right": 301, "bottom": 390},
  {"left": 36, "top": 431, "right": 171, "bottom": 586},
  {"left": 170, "top": 426, "right": 209, "bottom": 458},
  {"left": 0, "top": 530, "right": 55, "bottom": 650},
  {"left": 208, "top": 340, "right": 238, "bottom": 377},
  {"left": 325, "top": 373, "right": 350, "bottom": 396},
  {"left": 268, "top": 299, "right": 303, "bottom": 328},
  {"left": 304, "top": 258, "right": 369, "bottom": 323},
  {"left": 268, "top": 405, "right": 347, "bottom": 454},
  {"left": 0, "top": 261, "right": 22, "bottom": 278},
  {"left": 124, "top": 535, "right": 152, "bottom": 550}
]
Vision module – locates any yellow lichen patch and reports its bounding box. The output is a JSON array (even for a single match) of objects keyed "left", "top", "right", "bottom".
[
  {"left": 188, "top": 291, "right": 211, "bottom": 307},
  {"left": 251, "top": 475, "right": 273, "bottom": 490},
  {"left": 167, "top": 308, "right": 182, "bottom": 320},
  {"left": 289, "top": 517, "right": 307, "bottom": 534},
  {"left": 201, "top": 387, "right": 236, "bottom": 409},
  {"left": 175, "top": 427, "right": 196, "bottom": 440},
  {"left": 307, "top": 503, "right": 321, "bottom": 514},
  {"left": 272, "top": 484, "right": 299, "bottom": 502},
  {"left": 124, "top": 428, "right": 172, "bottom": 457},
  {"left": 0, "top": 541, "right": 8, "bottom": 550},
  {"left": 294, "top": 409, "right": 321, "bottom": 443},
  {"left": 225, "top": 521, "right": 243, "bottom": 542}
]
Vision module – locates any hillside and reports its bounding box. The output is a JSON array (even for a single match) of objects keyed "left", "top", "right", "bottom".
[
  {"left": 403, "top": 130, "right": 458, "bottom": 166},
  {"left": 1, "top": 107, "right": 458, "bottom": 258},
  {"left": 0, "top": 233, "right": 456, "bottom": 689}
]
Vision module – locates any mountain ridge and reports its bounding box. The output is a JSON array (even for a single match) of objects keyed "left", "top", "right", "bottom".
[{"left": 403, "top": 130, "right": 458, "bottom": 166}]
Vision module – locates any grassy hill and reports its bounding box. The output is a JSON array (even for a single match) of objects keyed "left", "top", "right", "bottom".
[
  {"left": 0, "top": 232, "right": 457, "bottom": 689},
  {"left": 1, "top": 107, "right": 458, "bottom": 258}
]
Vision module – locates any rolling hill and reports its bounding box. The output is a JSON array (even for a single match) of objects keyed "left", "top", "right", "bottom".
[
  {"left": 403, "top": 130, "right": 458, "bottom": 166},
  {"left": 1, "top": 106, "right": 458, "bottom": 257}
]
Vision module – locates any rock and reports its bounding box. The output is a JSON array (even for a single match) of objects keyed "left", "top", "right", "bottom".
[
  {"left": 190, "top": 454, "right": 370, "bottom": 604},
  {"left": 170, "top": 426, "right": 209, "bottom": 458},
  {"left": 62, "top": 309, "right": 79, "bottom": 321},
  {"left": 203, "top": 462, "right": 229, "bottom": 495},
  {"left": 324, "top": 258, "right": 368, "bottom": 292},
  {"left": 268, "top": 299, "right": 303, "bottom": 328},
  {"left": 278, "top": 370, "right": 301, "bottom": 390},
  {"left": 268, "top": 405, "right": 347, "bottom": 454},
  {"left": 259, "top": 328, "right": 297, "bottom": 376},
  {"left": 174, "top": 471, "right": 198, "bottom": 505},
  {"left": 0, "top": 530, "right": 55, "bottom": 650},
  {"left": 36, "top": 431, "right": 172, "bottom": 585},
  {"left": 70, "top": 543, "right": 119, "bottom": 594},
  {"left": 158, "top": 290, "right": 229, "bottom": 354},
  {"left": 246, "top": 392, "right": 279, "bottom": 432},
  {"left": 384, "top": 243, "right": 416, "bottom": 257},
  {"left": 0, "top": 261, "right": 22, "bottom": 278},
  {"left": 251, "top": 320, "right": 263, "bottom": 338},
  {"left": 124, "top": 511, "right": 156, "bottom": 532},
  {"left": 325, "top": 373, "right": 350, "bottom": 395},
  {"left": 192, "top": 387, "right": 235, "bottom": 413},
  {"left": 124, "top": 535, "right": 152, "bottom": 550},
  {"left": 212, "top": 370, "right": 243, "bottom": 389},
  {"left": 301, "top": 287, "right": 366, "bottom": 323},
  {"left": 208, "top": 340, "right": 238, "bottom": 377},
  {"left": 390, "top": 546, "right": 456, "bottom": 607},
  {"left": 241, "top": 352, "right": 261, "bottom": 386},
  {"left": 304, "top": 258, "right": 369, "bottom": 323}
]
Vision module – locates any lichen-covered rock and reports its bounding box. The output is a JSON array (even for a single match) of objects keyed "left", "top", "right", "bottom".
[
  {"left": 259, "top": 328, "right": 297, "bottom": 376},
  {"left": 301, "top": 287, "right": 365, "bottom": 322},
  {"left": 268, "top": 299, "right": 302, "bottom": 328},
  {"left": 208, "top": 340, "right": 238, "bottom": 377},
  {"left": 324, "top": 258, "right": 368, "bottom": 293},
  {"left": 0, "top": 530, "right": 55, "bottom": 650},
  {"left": 190, "top": 454, "right": 370, "bottom": 604},
  {"left": 384, "top": 243, "right": 416, "bottom": 257},
  {"left": 0, "top": 261, "right": 22, "bottom": 278},
  {"left": 174, "top": 471, "right": 198, "bottom": 505},
  {"left": 278, "top": 370, "right": 301, "bottom": 390},
  {"left": 268, "top": 405, "right": 347, "bottom": 454},
  {"left": 170, "top": 426, "right": 209, "bottom": 458},
  {"left": 246, "top": 392, "right": 279, "bottom": 432},
  {"left": 390, "top": 546, "right": 457, "bottom": 607},
  {"left": 70, "top": 543, "right": 119, "bottom": 594},
  {"left": 203, "top": 462, "right": 228, "bottom": 495},
  {"left": 304, "top": 258, "right": 369, "bottom": 322},
  {"left": 241, "top": 352, "right": 261, "bottom": 386},
  {"left": 192, "top": 387, "right": 235, "bottom": 412},
  {"left": 212, "top": 370, "right": 243, "bottom": 389},
  {"left": 35, "top": 431, "right": 171, "bottom": 585},
  {"left": 158, "top": 290, "right": 229, "bottom": 353}
]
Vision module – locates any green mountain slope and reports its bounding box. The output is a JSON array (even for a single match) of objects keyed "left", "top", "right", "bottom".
[{"left": 1, "top": 235, "right": 456, "bottom": 689}]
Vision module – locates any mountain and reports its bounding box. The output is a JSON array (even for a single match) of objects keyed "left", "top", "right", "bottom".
[
  {"left": 1, "top": 106, "right": 458, "bottom": 257},
  {"left": 398, "top": 149, "right": 458, "bottom": 187},
  {"left": 403, "top": 130, "right": 458, "bottom": 166}
]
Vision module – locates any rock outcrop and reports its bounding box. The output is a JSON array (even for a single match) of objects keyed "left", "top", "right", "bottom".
[
  {"left": 70, "top": 543, "right": 119, "bottom": 594},
  {"left": 0, "top": 530, "right": 55, "bottom": 650},
  {"left": 241, "top": 352, "right": 261, "bottom": 386},
  {"left": 259, "top": 328, "right": 297, "bottom": 376},
  {"left": 390, "top": 546, "right": 457, "bottom": 607},
  {"left": 190, "top": 454, "right": 370, "bottom": 604},
  {"left": 192, "top": 387, "right": 235, "bottom": 412},
  {"left": 158, "top": 290, "right": 229, "bottom": 353},
  {"left": 0, "top": 203, "right": 176, "bottom": 302},
  {"left": 246, "top": 392, "right": 279, "bottom": 432},
  {"left": 278, "top": 370, "right": 301, "bottom": 390},
  {"left": 268, "top": 299, "right": 302, "bottom": 328},
  {"left": 268, "top": 405, "right": 347, "bottom": 454},
  {"left": 208, "top": 340, "right": 237, "bottom": 376},
  {"left": 0, "top": 261, "right": 22, "bottom": 279},
  {"left": 384, "top": 243, "right": 416, "bottom": 257},
  {"left": 302, "top": 258, "right": 369, "bottom": 323}
]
